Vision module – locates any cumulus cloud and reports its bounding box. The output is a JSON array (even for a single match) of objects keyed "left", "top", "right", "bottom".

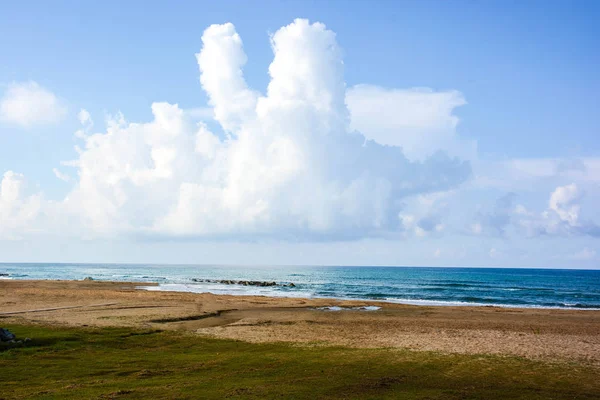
[
  {"left": 548, "top": 183, "right": 581, "bottom": 225},
  {"left": 515, "top": 184, "right": 600, "bottom": 237},
  {"left": 346, "top": 85, "right": 474, "bottom": 161},
  {"left": 0, "top": 171, "right": 42, "bottom": 239},
  {"left": 467, "top": 183, "right": 600, "bottom": 238},
  {"left": 52, "top": 19, "right": 469, "bottom": 239},
  {"left": 541, "top": 184, "right": 600, "bottom": 236},
  {"left": 0, "top": 19, "right": 472, "bottom": 241},
  {"left": 0, "top": 81, "right": 67, "bottom": 127},
  {"left": 5, "top": 20, "right": 599, "bottom": 248}
]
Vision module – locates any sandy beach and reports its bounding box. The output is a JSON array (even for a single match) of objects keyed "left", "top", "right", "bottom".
[{"left": 2, "top": 280, "right": 599, "bottom": 364}]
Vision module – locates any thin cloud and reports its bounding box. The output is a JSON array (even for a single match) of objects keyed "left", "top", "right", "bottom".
[{"left": 0, "top": 81, "right": 67, "bottom": 127}]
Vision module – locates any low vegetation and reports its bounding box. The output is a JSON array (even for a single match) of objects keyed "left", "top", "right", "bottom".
[{"left": 1, "top": 324, "right": 598, "bottom": 399}]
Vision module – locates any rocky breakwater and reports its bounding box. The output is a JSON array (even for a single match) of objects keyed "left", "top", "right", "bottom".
[{"left": 191, "top": 279, "right": 296, "bottom": 288}]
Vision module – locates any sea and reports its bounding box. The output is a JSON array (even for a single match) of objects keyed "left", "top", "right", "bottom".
[{"left": 1, "top": 263, "right": 599, "bottom": 310}]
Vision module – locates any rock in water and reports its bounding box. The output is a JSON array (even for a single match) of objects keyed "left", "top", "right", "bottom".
[{"left": 190, "top": 279, "right": 296, "bottom": 288}]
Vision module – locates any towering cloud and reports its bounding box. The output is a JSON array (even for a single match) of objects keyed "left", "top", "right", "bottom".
[
  {"left": 60, "top": 19, "right": 471, "bottom": 238},
  {"left": 1, "top": 19, "right": 472, "bottom": 240}
]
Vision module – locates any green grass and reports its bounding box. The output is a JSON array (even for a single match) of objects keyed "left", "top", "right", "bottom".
[{"left": 1, "top": 324, "right": 598, "bottom": 399}]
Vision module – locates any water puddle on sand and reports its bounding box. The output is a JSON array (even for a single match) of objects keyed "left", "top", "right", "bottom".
[{"left": 315, "top": 306, "right": 381, "bottom": 312}]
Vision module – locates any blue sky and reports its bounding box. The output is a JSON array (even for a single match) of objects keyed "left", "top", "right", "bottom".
[{"left": 0, "top": 1, "right": 599, "bottom": 267}]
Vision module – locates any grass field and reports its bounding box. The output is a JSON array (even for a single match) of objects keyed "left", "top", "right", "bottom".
[{"left": 1, "top": 324, "right": 599, "bottom": 399}]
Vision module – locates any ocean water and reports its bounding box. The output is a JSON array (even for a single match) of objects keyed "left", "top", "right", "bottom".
[{"left": 1, "top": 263, "right": 599, "bottom": 309}]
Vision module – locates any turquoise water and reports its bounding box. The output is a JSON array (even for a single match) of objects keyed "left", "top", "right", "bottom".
[{"left": 1, "top": 263, "right": 599, "bottom": 309}]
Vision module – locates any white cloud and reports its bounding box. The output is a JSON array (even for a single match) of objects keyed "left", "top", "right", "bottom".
[
  {"left": 74, "top": 108, "right": 93, "bottom": 139},
  {"left": 0, "top": 171, "right": 42, "bottom": 239},
  {"left": 346, "top": 85, "right": 475, "bottom": 160},
  {"left": 52, "top": 168, "right": 70, "bottom": 182},
  {"left": 78, "top": 108, "right": 92, "bottom": 125},
  {"left": 466, "top": 183, "right": 600, "bottom": 239},
  {"left": 52, "top": 19, "right": 469, "bottom": 239},
  {"left": 514, "top": 184, "right": 600, "bottom": 237},
  {"left": 0, "top": 81, "right": 67, "bottom": 127},
  {"left": 196, "top": 22, "right": 258, "bottom": 133},
  {"left": 539, "top": 183, "right": 600, "bottom": 236},
  {"left": 548, "top": 183, "right": 581, "bottom": 225}
]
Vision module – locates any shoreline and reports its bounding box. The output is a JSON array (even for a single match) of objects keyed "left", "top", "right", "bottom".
[
  {"left": 2, "top": 279, "right": 600, "bottom": 364},
  {"left": 5, "top": 277, "right": 599, "bottom": 311},
  {"left": 139, "top": 282, "right": 600, "bottom": 310}
]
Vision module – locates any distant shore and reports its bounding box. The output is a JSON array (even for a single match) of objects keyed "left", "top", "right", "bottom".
[{"left": 2, "top": 279, "right": 599, "bottom": 364}]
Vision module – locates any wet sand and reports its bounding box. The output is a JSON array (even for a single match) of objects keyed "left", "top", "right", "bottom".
[{"left": 1, "top": 280, "right": 599, "bottom": 364}]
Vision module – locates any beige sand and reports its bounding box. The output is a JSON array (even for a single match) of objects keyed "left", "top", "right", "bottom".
[{"left": 1, "top": 280, "right": 599, "bottom": 364}]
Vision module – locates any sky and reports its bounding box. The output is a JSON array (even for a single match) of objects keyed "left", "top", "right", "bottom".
[{"left": 0, "top": 0, "right": 599, "bottom": 268}]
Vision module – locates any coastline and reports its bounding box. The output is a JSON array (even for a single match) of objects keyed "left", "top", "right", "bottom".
[
  {"left": 140, "top": 282, "right": 600, "bottom": 310},
  {"left": 2, "top": 279, "right": 600, "bottom": 364},
  {"left": 3, "top": 264, "right": 599, "bottom": 310}
]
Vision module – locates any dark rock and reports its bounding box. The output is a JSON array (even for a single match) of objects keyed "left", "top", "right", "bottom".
[
  {"left": 191, "top": 279, "right": 295, "bottom": 288},
  {"left": 0, "top": 328, "right": 16, "bottom": 342},
  {"left": 83, "top": 277, "right": 94, "bottom": 281}
]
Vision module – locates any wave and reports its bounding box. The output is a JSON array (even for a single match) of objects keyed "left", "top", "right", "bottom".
[
  {"left": 423, "top": 282, "right": 557, "bottom": 292},
  {"left": 382, "top": 298, "right": 600, "bottom": 310},
  {"left": 138, "top": 284, "right": 600, "bottom": 310},
  {"left": 5, "top": 263, "right": 599, "bottom": 310}
]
